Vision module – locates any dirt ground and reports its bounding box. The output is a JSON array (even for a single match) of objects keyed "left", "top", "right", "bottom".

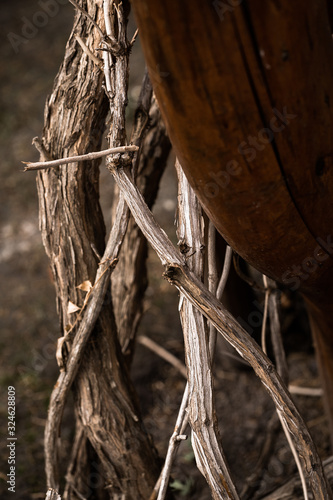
[{"left": 0, "top": 2, "right": 331, "bottom": 499}]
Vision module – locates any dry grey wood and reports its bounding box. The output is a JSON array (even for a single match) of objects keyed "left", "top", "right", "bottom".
[
  {"left": 111, "top": 88, "right": 172, "bottom": 362},
  {"left": 210, "top": 244, "right": 233, "bottom": 361},
  {"left": 176, "top": 162, "right": 239, "bottom": 500},
  {"left": 156, "top": 383, "right": 190, "bottom": 500},
  {"left": 207, "top": 222, "right": 219, "bottom": 361},
  {"left": 37, "top": 1, "right": 159, "bottom": 498},
  {"left": 267, "top": 279, "right": 289, "bottom": 385},
  {"left": 23, "top": 145, "right": 138, "bottom": 170},
  {"left": 109, "top": 163, "right": 332, "bottom": 499},
  {"left": 46, "top": 489, "right": 61, "bottom": 500}
]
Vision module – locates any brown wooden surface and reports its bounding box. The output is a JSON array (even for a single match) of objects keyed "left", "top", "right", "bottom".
[{"left": 131, "top": 0, "right": 333, "bottom": 444}]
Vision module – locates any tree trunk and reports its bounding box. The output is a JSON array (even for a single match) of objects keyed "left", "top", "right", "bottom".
[{"left": 37, "top": 2, "right": 159, "bottom": 497}]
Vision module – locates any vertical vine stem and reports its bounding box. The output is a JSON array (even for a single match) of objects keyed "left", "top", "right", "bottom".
[
  {"left": 108, "top": 162, "right": 332, "bottom": 500},
  {"left": 175, "top": 160, "right": 239, "bottom": 499},
  {"left": 261, "top": 275, "right": 308, "bottom": 499},
  {"left": 155, "top": 383, "right": 190, "bottom": 500}
]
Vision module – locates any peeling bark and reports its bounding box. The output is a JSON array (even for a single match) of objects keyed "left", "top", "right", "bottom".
[{"left": 37, "top": 2, "right": 159, "bottom": 497}]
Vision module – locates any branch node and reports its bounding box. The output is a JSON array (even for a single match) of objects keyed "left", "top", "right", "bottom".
[{"left": 176, "top": 434, "right": 188, "bottom": 442}]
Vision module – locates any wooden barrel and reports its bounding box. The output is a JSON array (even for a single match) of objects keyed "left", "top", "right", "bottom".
[{"left": 131, "top": 0, "right": 333, "bottom": 445}]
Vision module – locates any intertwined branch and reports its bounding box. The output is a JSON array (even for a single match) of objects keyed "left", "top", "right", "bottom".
[
  {"left": 107, "top": 162, "right": 331, "bottom": 499},
  {"left": 26, "top": 1, "right": 333, "bottom": 499}
]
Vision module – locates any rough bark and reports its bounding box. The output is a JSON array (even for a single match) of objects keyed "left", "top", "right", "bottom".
[
  {"left": 176, "top": 163, "right": 239, "bottom": 499},
  {"left": 111, "top": 93, "right": 172, "bottom": 362},
  {"left": 37, "top": 2, "right": 159, "bottom": 497}
]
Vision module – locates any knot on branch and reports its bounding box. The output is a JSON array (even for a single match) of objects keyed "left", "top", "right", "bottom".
[
  {"left": 106, "top": 152, "right": 133, "bottom": 171},
  {"left": 163, "top": 265, "right": 182, "bottom": 284},
  {"left": 103, "top": 37, "right": 130, "bottom": 57}
]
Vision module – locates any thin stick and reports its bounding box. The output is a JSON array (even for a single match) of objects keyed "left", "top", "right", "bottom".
[
  {"left": 137, "top": 335, "right": 187, "bottom": 378},
  {"left": 103, "top": 0, "right": 118, "bottom": 47},
  {"left": 267, "top": 278, "right": 289, "bottom": 385},
  {"left": 102, "top": 0, "right": 116, "bottom": 97},
  {"left": 278, "top": 409, "right": 309, "bottom": 500},
  {"left": 207, "top": 222, "right": 218, "bottom": 360},
  {"left": 74, "top": 34, "right": 103, "bottom": 68},
  {"left": 130, "top": 28, "right": 139, "bottom": 46},
  {"left": 67, "top": 0, "right": 104, "bottom": 38},
  {"left": 261, "top": 275, "right": 270, "bottom": 355},
  {"left": 289, "top": 385, "right": 323, "bottom": 397},
  {"left": 156, "top": 384, "right": 190, "bottom": 500},
  {"left": 23, "top": 145, "right": 138, "bottom": 171},
  {"left": 207, "top": 221, "right": 218, "bottom": 296},
  {"left": 216, "top": 245, "right": 233, "bottom": 301},
  {"left": 209, "top": 241, "right": 233, "bottom": 361}
]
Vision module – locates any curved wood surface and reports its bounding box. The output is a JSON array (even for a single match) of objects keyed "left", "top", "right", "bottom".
[{"left": 131, "top": 0, "right": 333, "bottom": 444}]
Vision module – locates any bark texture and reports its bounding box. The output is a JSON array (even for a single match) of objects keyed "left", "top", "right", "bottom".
[
  {"left": 112, "top": 95, "right": 172, "bottom": 362},
  {"left": 176, "top": 163, "right": 239, "bottom": 500},
  {"left": 37, "top": 2, "right": 159, "bottom": 497},
  {"left": 109, "top": 163, "right": 332, "bottom": 499}
]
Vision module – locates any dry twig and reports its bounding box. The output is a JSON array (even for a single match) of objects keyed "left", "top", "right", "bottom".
[
  {"left": 67, "top": 0, "right": 104, "bottom": 37},
  {"left": 155, "top": 384, "right": 190, "bottom": 500},
  {"left": 108, "top": 161, "right": 331, "bottom": 499},
  {"left": 23, "top": 145, "right": 138, "bottom": 171},
  {"left": 163, "top": 162, "right": 239, "bottom": 499},
  {"left": 74, "top": 34, "right": 103, "bottom": 67},
  {"left": 137, "top": 335, "right": 187, "bottom": 378}
]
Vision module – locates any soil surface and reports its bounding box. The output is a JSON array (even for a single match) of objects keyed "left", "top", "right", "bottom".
[{"left": 0, "top": 2, "right": 331, "bottom": 499}]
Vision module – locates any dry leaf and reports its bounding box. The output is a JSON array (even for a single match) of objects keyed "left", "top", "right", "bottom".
[
  {"left": 68, "top": 301, "right": 80, "bottom": 314},
  {"left": 77, "top": 280, "right": 92, "bottom": 293},
  {"left": 56, "top": 336, "right": 67, "bottom": 371}
]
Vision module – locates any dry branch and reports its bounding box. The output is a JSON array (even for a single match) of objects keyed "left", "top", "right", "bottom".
[
  {"left": 108, "top": 162, "right": 332, "bottom": 499},
  {"left": 111, "top": 79, "right": 171, "bottom": 362},
  {"left": 43, "top": 195, "right": 129, "bottom": 488},
  {"left": 38, "top": 1, "right": 160, "bottom": 497},
  {"left": 155, "top": 384, "right": 190, "bottom": 500},
  {"left": 23, "top": 145, "right": 138, "bottom": 171},
  {"left": 176, "top": 161, "right": 239, "bottom": 500}
]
